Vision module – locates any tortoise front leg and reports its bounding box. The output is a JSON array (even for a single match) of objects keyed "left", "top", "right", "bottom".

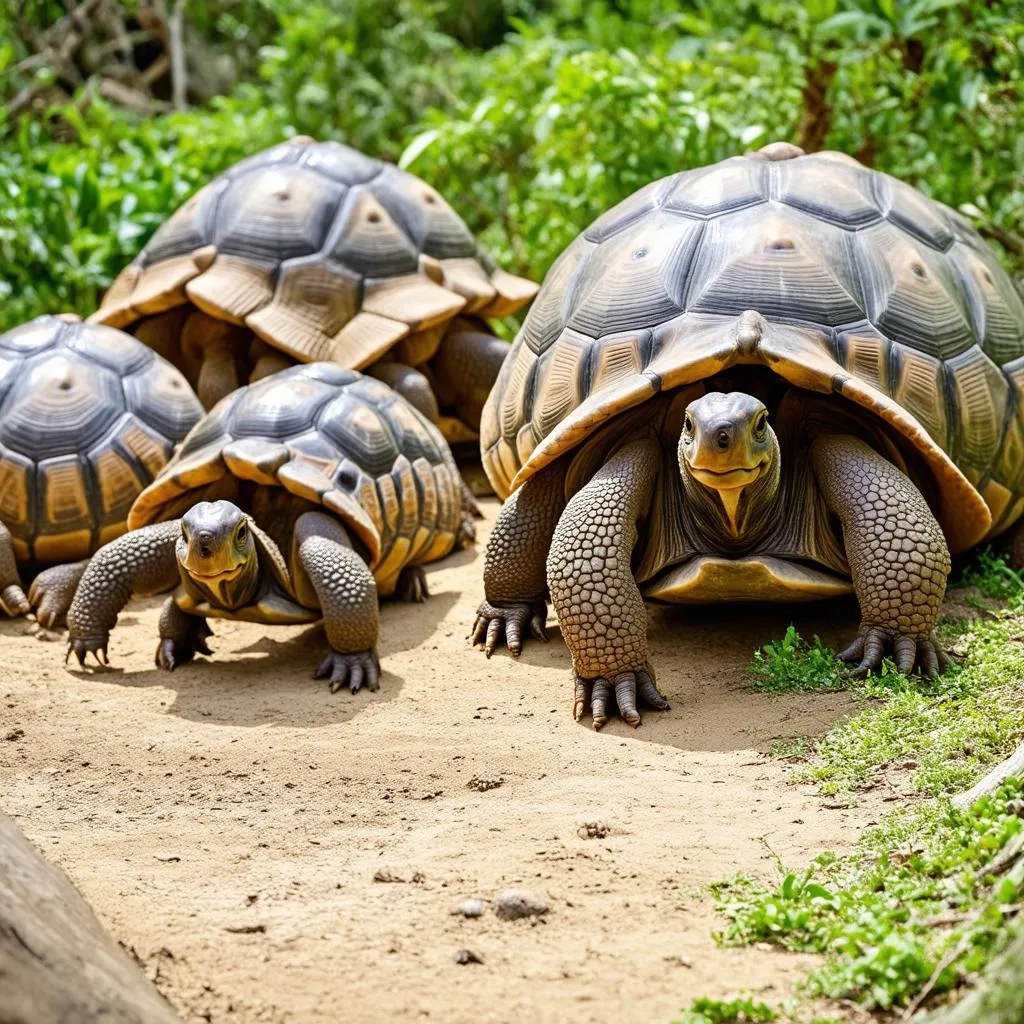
[
  {"left": 29, "top": 559, "right": 89, "bottom": 628},
  {"left": 66, "top": 522, "right": 181, "bottom": 665},
  {"left": 811, "top": 435, "right": 952, "bottom": 678},
  {"left": 546, "top": 439, "right": 670, "bottom": 729},
  {"left": 294, "top": 510, "right": 380, "bottom": 694},
  {"left": 156, "top": 597, "right": 213, "bottom": 670},
  {"left": 0, "top": 521, "right": 29, "bottom": 618},
  {"left": 472, "top": 464, "right": 566, "bottom": 657}
]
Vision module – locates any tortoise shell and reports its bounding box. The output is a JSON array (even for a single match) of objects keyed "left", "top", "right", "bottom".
[
  {"left": 481, "top": 144, "right": 1024, "bottom": 553},
  {"left": 127, "top": 363, "right": 464, "bottom": 591},
  {"left": 90, "top": 137, "right": 537, "bottom": 378},
  {"left": 0, "top": 315, "right": 203, "bottom": 563}
]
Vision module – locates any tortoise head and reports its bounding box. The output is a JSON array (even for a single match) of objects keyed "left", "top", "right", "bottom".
[
  {"left": 177, "top": 500, "right": 261, "bottom": 610},
  {"left": 677, "top": 392, "right": 781, "bottom": 540}
]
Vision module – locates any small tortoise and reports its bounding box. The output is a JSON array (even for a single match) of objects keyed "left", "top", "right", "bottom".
[
  {"left": 0, "top": 315, "right": 202, "bottom": 626},
  {"left": 90, "top": 137, "right": 538, "bottom": 441},
  {"left": 66, "top": 363, "right": 472, "bottom": 692},
  {"left": 473, "top": 141, "right": 1024, "bottom": 727}
]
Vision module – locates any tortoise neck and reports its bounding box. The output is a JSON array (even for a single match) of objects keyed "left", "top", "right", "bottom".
[
  {"left": 679, "top": 433, "right": 783, "bottom": 551},
  {"left": 180, "top": 550, "right": 263, "bottom": 611}
]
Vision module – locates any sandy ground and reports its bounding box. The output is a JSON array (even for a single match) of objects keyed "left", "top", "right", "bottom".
[{"left": 0, "top": 500, "right": 893, "bottom": 1024}]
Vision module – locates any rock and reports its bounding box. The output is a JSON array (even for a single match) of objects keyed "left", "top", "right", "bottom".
[
  {"left": 454, "top": 948, "right": 483, "bottom": 965},
  {"left": 454, "top": 898, "right": 485, "bottom": 918},
  {"left": 492, "top": 889, "right": 548, "bottom": 921},
  {"left": 467, "top": 776, "right": 503, "bottom": 792},
  {"left": 577, "top": 821, "right": 609, "bottom": 839}
]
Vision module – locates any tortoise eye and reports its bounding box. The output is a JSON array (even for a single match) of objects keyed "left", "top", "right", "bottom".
[
  {"left": 180, "top": 522, "right": 188, "bottom": 540},
  {"left": 683, "top": 414, "right": 694, "bottom": 436},
  {"left": 237, "top": 522, "right": 248, "bottom": 543},
  {"left": 753, "top": 412, "right": 768, "bottom": 436}
]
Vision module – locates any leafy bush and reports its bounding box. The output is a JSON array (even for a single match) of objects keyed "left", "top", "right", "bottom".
[
  {"left": 749, "top": 626, "right": 847, "bottom": 693},
  {"left": 1, "top": 0, "right": 1021, "bottom": 329}
]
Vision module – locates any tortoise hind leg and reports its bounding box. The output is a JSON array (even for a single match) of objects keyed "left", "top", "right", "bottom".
[
  {"left": 0, "top": 522, "right": 29, "bottom": 618},
  {"left": 810, "top": 435, "right": 952, "bottom": 678},
  {"left": 472, "top": 463, "right": 567, "bottom": 658},
  {"left": 28, "top": 559, "right": 90, "bottom": 628},
  {"left": 293, "top": 510, "right": 380, "bottom": 694},
  {"left": 366, "top": 362, "right": 440, "bottom": 424},
  {"left": 430, "top": 327, "right": 509, "bottom": 430},
  {"left": 545, "top": 439, "right": 670, "bottom": 729}
]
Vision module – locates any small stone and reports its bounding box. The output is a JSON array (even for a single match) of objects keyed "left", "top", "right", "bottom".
[
  {"left": 467, "top": 776, "right": 504, "bottom": 792},
  {"left": 493, "top": 889, "right": 549, "bottom": 921},
  {"left": 577, "top": 821, "right": 609, "bottom": 840},
  {"left": 454, "top": 948, "right": 483, "bottom": 965},
  {"left": 454, "top": 899, "right": 485, "bottom": 918}
]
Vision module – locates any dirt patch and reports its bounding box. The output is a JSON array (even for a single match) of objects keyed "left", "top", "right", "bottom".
[{"left": 1, "top": 501, "right": 891, "bottom": 1023}]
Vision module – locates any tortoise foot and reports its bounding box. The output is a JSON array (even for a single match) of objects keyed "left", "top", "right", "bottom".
[
  {"left": 315, "top": 649, "right": 380, "bottom": 694},
  {"left": 0, "top": 584, "right": 30, "bottom": 619},
  {"left": 397, "top": 565, "right": 429, "bottom": 604},
  {"left": 839, "top": 625, "right": 952, "bottom": 679},
  {"left": 28, "top": 561, "right": 88, "bottom": 628},
  {"left": 155, "top": 618, "right": 213, "bottom": 672},
  {"left": 66, "top": 633, "right": 110, "bottom": 668},
  {"left": 573, "top": 663, "right": 670, "bottom": 730},
  {"left": 471, "top": 599, "right": 548, "bottom": 658}
]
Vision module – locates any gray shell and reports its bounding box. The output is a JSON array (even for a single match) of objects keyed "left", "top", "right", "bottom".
[
  {"left": 482, "top": 145, "right": 1024, "bottom": 552},
  {"left": 0, "top": 315, "right": 202, "bottom": 562}
]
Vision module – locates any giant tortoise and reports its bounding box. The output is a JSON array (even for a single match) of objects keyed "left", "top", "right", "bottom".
[
  {"left": 0, "top": 315, "right": 202, "bottom": 626},
  {"left": 66, "top": 363, "right": 472, "bottom": 693},
  {"left": 90, "top": 137, "right": 538, "bottom": 442},
  {"left": 472, "top": 141, "right": 1024, "bottom": 728}
]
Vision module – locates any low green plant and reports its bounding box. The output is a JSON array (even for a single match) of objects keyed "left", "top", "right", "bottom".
[
  {"left": 955, "top": 547, "right": 1024, "bottom": 605},
  {"left": 675, "top": 995, "right": 778, "bottom": 1024},
  {"left": 712, "top": 780, "right": 1024, "bottom": 1012},
  {"left": 748, "top": 626, "right": 846, "bottom": 693}
]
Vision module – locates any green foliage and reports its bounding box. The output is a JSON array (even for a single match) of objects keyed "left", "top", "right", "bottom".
[
  {"left": 1, "top": 0, "right": 1021, "bottom": 329},
  {"left": 0, "top": 93, "right": 291, "bottom": 325},
  {"left": 955, "top": 548, "right": 1024, "bottom": 606},
  {"left": 749, "top": 626, "right": 846, "bottom": 693},
  {"left": 675, "top": 996, "right": 778, "bottom": 1023},
  {"left": 711, "top": 780, "right": 1024, "bottom": 1011},
  {"left": 788, "top": 616, "right": 1024, "bottom": 795}
]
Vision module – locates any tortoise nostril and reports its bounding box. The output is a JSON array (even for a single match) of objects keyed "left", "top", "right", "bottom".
[{"left": 716, "top": 429, "right": 730, "bottom": 450}]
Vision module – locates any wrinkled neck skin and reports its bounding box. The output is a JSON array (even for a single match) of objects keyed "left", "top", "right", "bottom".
[{"left": 678, "top": 428, "right": 783, "bottom": 552}]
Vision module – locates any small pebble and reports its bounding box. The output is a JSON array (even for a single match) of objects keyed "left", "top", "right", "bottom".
[
  {"left": 493, "top": 889, "right": 548, "bottom": 921},
  {"left": 454, "top": 948, "right": 483, "bottom": 965},
  {"left": 456, "top": 898, "right": 485, "bottom": 918}
]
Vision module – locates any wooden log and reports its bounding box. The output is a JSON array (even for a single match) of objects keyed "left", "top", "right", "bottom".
[
  {"left": 0, "top": 811, "right": 181, "bottom": 1024},
  {"left": 952, "top": 741, "right": 1024, "bottom": 809}
]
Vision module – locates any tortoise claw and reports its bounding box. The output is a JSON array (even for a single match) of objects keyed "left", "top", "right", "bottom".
[
  {"left": 315, "top": 649, "right": 380, "bottom": 694},
  {"left": 840, "top": 624, "right": 951, "bottom": 680},
  {"left": 573, "top": 663, "right": 670, "bottom": 729}
]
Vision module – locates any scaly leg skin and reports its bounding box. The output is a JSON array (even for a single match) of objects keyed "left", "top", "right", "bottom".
[
  {"left": 472, "top": 464, "right": 566, "bottom": 658},
  {"left": 0, "top": 522, "right": 29, "bottom": 618},
  {"left": 397, "top": 564, "right": 429, "bottom": 604},
  {"left": 546, "top": 439, "right": 670, "bottom": 728},
  {"left": 66, "top": 522, "right": 181, "bottom": 666},
  {"left": 294, "top": 511, "right": 380, "bottom": 694},
  {"left": 28, "top": 559, "right": 89, "bottom": 628},
  {"left": 156, "top": 597, "right": 213, "bottom": 670},
  {"left": 811, "top": 434, "right": 952, "bottom": 678}
]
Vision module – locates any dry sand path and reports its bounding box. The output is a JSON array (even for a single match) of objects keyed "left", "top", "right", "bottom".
[{"left": 1, "top": 501, "right": 887, "bottom": 1023}]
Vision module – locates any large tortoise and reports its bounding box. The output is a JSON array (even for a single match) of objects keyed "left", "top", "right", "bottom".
[
  {"left": 90, "top": 137, "right": 538, "bottom": 441},
  {"left": 0, "top": 315, "right": 202, "bottom": 626},
  {"left": 66, "top": 363, "right": 472, "bottom": 693},
  {"left": 473, "top": 141, "right": 1024, "bottom": 728}
]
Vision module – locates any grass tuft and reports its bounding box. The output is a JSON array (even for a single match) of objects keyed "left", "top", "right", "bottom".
[
  {"left": 711, "top": 781, "right": 1024, "bottom": 1012},
  {"left": 675, "top": 996, "right": 778, "bottom": 1023}
]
